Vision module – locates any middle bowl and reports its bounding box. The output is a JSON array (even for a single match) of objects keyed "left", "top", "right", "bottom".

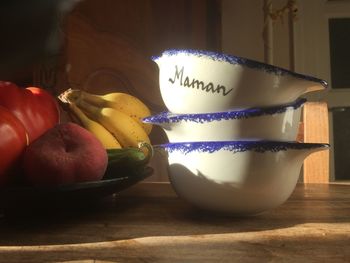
[{"left": 143, "top": 99, "right": 306, "bottom": 142}]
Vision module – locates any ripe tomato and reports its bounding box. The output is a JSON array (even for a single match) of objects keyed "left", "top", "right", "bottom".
[
  {"left": 0, "top": 81, "right": 60, "bottom": 143},
  {"left": 0, "top": 106, "right": 28, "bottom": 186}
]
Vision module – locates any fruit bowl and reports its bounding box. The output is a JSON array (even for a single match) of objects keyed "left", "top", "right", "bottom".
[
  {"left": 153, "top": 49, "right": 327, "bottom": 113},
  {"left": 0, "top": 166, "right": 153, "bottom": 213},
  {"left": 157, "top": 141, "right": 329, "bottom": 215},
  {"left": 143, "top": 99, "right": 305, "bottom": 142}
]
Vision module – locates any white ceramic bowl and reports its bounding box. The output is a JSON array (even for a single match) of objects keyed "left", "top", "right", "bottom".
[
  {"left": 153, "top": 49, "right": 327, "bottom": 113},
  {"left": 157, "top": 141, "right": 329, "bottom": 215},
  {"left": 144, "top": 99, "right": 305, "bottom": 142}
]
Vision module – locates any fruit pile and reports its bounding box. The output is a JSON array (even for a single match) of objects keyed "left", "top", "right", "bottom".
[
  {"left": 0, "top": 81, "right": 153, "bottom": 189},
  {"left": 58, "top": 88, "right": 154, "bottom": 178}
]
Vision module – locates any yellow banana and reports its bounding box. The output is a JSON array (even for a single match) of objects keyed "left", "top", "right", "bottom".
[
  {"left": 68, "top": 102, "right": 122, "bottom": 149},
  {"left": 64, "top": 89, "right": 152, "bottom": 135},
  {"left": 75, "top": 100, "right": 150, "bottom": 148}
]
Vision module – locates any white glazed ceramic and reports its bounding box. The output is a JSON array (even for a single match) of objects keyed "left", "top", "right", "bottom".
[
  {"left": 153, "top": 49, "right": 327, "bottom": 113},
  {"left": 157, "top": 141, "right": 329, "bottom": 215},
  {"left": 143, "top": 99, "right": 305, "bottom": 142}
]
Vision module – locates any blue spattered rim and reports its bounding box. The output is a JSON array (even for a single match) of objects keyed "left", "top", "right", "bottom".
[
  {"left": 152, "top": 49, "right": 328, "bottom": 89},
  {"left": 143, "top": 98, "right": 306, "bottom": 124},
  {"left": 156, "top": 141, "right": 330, "bottom": 154}
]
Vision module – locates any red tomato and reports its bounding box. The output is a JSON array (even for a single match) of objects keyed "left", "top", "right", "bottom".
[
  {"left": 0, "top": 106, "right": 28, "bottom": 186},
  {"left": 0, "top": 81, "right": 60, "bottom": 143}
]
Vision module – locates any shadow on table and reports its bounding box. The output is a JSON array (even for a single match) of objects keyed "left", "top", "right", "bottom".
[{"left": 0, "top": 165, "right": 348, "bottom": 247}]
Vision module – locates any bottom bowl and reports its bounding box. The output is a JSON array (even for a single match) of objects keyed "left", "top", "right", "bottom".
[{"left": 157, "top": 141, "right": 329, "bottom": 215}]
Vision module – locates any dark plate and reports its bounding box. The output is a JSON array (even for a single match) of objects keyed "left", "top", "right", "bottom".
[{"left": 0, "top": 166, "right": 153, "bottom": 211}]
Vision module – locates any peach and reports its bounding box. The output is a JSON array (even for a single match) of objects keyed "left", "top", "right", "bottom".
[{"left": 22, "top": 122, "right": 108, "bottom": 187}]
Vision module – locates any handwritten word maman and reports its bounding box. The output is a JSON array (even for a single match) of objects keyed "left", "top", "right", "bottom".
[{"left": 168, "top": 65, "right": 233, "bottom": 96}]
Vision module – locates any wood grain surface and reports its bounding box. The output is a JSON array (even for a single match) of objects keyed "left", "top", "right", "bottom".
[{"left": 0, "top": 183, "right": 349, "bottom": 263}]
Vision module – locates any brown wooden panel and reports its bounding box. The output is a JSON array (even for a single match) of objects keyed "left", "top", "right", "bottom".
[
  {"left": 35, "top": 0, "right": 222, "bottom": 182},
  {"left": 302, "top": 102, "right": 330, "bottom": 183},
  {"left": 48, "top": 0, "right": 222, "bottom": 111}
]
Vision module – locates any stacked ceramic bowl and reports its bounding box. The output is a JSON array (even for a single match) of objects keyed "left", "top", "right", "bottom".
[{"left": 144, "top": 49, "right": 329, "bottom": 215}]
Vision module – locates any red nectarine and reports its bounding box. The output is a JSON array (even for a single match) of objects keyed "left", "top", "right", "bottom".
[{"left": 22, "top": 122, "right": 108, "bottom": 187}]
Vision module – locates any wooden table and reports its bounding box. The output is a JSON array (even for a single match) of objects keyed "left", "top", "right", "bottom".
[{"left": 0, "top": 182, "right": 349, "bottom": 263}]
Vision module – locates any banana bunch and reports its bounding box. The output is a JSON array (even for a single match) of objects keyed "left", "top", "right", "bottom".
[{"left": 58, "top": 89, "right": 152, "bottom": 150}]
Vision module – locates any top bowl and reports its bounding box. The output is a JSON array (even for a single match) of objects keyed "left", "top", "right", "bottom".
[{"left": 153, "top": 49, "right": 327, "bottom": 113}]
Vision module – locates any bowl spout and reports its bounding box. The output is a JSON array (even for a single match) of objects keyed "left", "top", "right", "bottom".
[{"left": 291, "top": 143, "right": 330, "bottom": 164}]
